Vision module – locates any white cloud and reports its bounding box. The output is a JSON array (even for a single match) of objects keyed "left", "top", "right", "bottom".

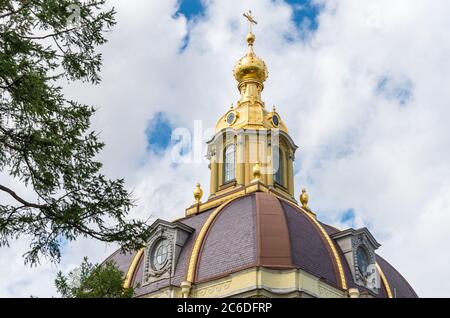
[{"left": 2, "top": 0, "right": 450, "bottom": 297}]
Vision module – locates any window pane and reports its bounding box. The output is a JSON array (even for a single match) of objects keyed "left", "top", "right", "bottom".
[
  {"left": 224, "top": 145, "right": 235, "bottom": 183},
  {"left": 274, "top": 148, "right": 283, "bottom": 185}
]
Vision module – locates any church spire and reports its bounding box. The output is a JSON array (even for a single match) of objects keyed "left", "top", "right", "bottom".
[
  {"left": 216, "top": 12, "right": 285, "bottom": 133},
  {"left": 233, "top": 11, "right": 268, "bottom": 107}
]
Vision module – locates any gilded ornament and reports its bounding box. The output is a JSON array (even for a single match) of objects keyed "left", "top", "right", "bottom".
[
  {"left": 252, "top": 162, "right": 261, "bottom": 182},
  {"left": 300, "top": 188, "right": 309, "bottom": 209},
  {"left": 194, "top": 183, "right": 203, "bottom": 204}
]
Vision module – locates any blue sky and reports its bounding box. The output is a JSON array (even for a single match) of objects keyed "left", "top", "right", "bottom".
[
  {"left": 146, "top": 112, "right": 174, "bottom": 153},
  {"left": 177, "top": 0, "right": 320, "bottom": 30},
  {"left": 176, "top": 0, "right": 321, "bottom": 29},
  {"left": 340, "top": 208, "right": 356, "bottom": 227},
  {"left": 284, "top": 0, "right": 322, "bottom": 30},
  {"left": 377, "top": 76, "right": 413, "bottom": 106},
  {"left": 176, "top": 0, "right": 205, "bottom": 20},
  {"left": 176, "top": 0, "right": 322, "bottom": 48}
]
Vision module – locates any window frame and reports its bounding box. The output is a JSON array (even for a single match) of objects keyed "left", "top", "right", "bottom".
[
  {"left": 223, "top": 144, "right": 236, "bottom": 184},
  {"left": 273, "top": 146, "right": 284, "bottom": 187}
]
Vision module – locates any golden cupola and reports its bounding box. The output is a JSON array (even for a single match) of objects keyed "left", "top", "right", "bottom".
[
  {"left": 215, "top": 18, "right": 288, "bottom": 134},
  {"left": 187, "top": 11, "right": 298, "bottom": 216},
  {"left": 233, "top": 32, "right": 268, "bottom": 88}
]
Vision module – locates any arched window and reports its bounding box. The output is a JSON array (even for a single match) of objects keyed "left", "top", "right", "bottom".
[
  {"left": 274, "top": 147, "right": 284, "bottom": 186},
  {"left": 356, "top": 246, "right": 370, "bottom": 276},
  {"left": 223, "top": 144, "right": 236, "bottom": 183}
]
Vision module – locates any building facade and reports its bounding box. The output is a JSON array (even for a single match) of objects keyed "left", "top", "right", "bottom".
[{"left": 104, "top": 14, "right": 417, "bottom": 298}]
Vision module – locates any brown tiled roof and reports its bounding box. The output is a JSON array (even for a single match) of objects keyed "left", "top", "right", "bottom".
[
  {"left": 282, "top": 201, "right": 339, "bottom": 287},
  {"left": 106, "top": 192, "right": 417, "bottom": 298},
  {"left": 196, "top": 195, "right": 257, "bottom": 282}
]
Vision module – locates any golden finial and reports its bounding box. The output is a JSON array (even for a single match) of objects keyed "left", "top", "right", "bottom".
[
  {"left": 230, "top": 103, "right": 234, "bottom": 110},
  {"left": 252, "top": 161, "right": 261, "bottom": 182},
  {"left": 233, "top": 10, "right": 268, "bottom": 86},
  {"left": 273, "top": 105, "right": 277, "bottom": 112},
  {"left": 246, "top": 32, "right": 256, "bottom": 47},
  {"left": 194, "top": 183, "right": 203, "bottom": 204},
  {"left": 300, "top": 188, "right": 309, "bottom": 209}
]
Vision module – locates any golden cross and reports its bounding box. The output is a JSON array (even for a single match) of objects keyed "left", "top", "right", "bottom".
[{"left": 243, "top": 10, "right": 258, "bottom": 33}]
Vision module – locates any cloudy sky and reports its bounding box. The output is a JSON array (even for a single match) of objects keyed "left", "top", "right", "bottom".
[{"left": 2, "top": 0, "right": 450, "bottom": 297}]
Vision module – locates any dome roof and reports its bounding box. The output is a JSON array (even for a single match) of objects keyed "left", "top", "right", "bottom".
[
  {"left": 233, "top": 33, "right": 268, "bottom": 85},
  {"left": 105, "top": 192, "right": 417, "bottom": 298}
]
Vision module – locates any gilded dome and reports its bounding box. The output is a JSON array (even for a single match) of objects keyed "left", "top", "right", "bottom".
[{"left": 233, "top": 33, "right": 268, "bottom": 84}]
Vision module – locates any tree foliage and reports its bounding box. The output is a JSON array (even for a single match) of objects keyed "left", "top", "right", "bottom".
[
  {"left": 55, "top": 257, "right": 135, "bottom": 298},
  {"left": 0, "top": 0, "right": 150, "bottom": 264}
]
